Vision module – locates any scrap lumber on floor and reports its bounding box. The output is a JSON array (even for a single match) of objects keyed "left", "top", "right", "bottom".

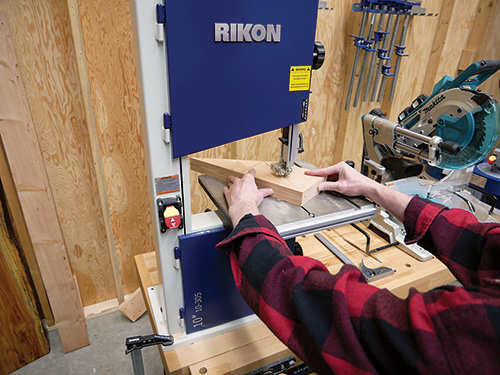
[{"left": 119, "top": 288, "right": 146, "bottom": 322}]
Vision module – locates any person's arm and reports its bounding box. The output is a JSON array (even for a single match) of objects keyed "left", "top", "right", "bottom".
[
  {"left": 217, "top": 213, "right": 500, "bottom": 375},
  {"left": 223, "top": 168, "right": 273, "bottom": 226},
  {"left": 403, "top": 196, "right": 500, "bottom": 286},
  {"left": 218, "top": 168, "right": 500, "bottom": 374},
  {"left": 306, "top": 162, "right": 500, "bottom": 287},
  {"left": 305, "top": 162, "right": 411, "bottom": 222}
]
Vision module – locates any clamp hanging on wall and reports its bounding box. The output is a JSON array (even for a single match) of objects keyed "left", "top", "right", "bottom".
[{"left": 344, "top": 0, "right": 436, "bottom": 108}]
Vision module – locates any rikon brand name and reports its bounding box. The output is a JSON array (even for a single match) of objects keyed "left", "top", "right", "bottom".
[{"left": 214, "top": 23, "right": 281, "bottom": 42}]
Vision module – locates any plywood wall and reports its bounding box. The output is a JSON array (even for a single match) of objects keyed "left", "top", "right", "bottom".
[
  {"left": 0, "top": 0, "right": 499, "bottom": 312},
  {"left": 74, "top": 0, "right": 154, "bottom": 300},
  {"left": 0, "top": 0, "right": 116, "bottom": 307}
]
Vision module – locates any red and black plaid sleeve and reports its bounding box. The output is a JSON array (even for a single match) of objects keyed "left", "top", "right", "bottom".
[
  {"left": 404, "top": 196, "right": 500, "bottom": 286},
  {"left": 217, "top": 205, "right": 500, "bottom": 374}
]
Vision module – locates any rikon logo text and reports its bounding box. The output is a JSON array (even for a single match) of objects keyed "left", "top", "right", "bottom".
[{"left": 214, "top": 23, "right": 281, "bottom": 42}]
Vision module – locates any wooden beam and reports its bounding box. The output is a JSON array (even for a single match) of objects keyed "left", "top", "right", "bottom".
[
  {"left": 0, "top": 189, "right": 49, "bottom": 373},
  {"left": 190, "top": 158, "right": 325, "bottom": 206},
  {"left": 0, "top": 138, "right": 55, "bottom": 326},
  {"left": 0, "top": 11, "right": 89, "bottom": 352}
]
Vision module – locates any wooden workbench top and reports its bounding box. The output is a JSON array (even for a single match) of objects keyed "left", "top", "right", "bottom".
[{"left": 135, "top": 222, "right": 455, "bottom": 375}]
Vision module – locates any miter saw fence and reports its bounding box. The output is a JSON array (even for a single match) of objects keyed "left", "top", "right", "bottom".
[{"left": 363, "top": 60, "right": 500, "bottom": 181}]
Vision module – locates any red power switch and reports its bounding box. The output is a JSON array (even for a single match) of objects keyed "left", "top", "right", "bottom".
[
  {"left": 164, "top": 205, "right": 181, "bottom": 229},
  {"left": 157, "top": 196, "right": 183, "bottom": 232}
]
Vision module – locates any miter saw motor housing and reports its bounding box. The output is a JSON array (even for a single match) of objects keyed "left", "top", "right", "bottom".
[{"left": 362, "top": 60, "right": 500, "bottom": 182}]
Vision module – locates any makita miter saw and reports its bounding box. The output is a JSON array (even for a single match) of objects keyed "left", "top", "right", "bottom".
[
  {"left": 362, "top": 60, "right": 500, "bottom": 182},
  {"left": 361, "top": 60, "right": 500, "bottom": 261}
]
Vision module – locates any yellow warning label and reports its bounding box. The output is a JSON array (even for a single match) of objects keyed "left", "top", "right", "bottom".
[{"left": 289, "top": 66, "right": 311, "bottom": 91}]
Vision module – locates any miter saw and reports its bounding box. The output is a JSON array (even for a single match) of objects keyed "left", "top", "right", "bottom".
[
  {"left": 363, "top": 60, "right": 500, "bottom": 180},
  {"left": 361, "top": 60, "right": 500, "bottom": 260}
]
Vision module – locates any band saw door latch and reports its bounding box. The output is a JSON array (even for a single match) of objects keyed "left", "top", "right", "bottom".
[{"left": 157, "top": 196, "right": 184, "bottom": 232}]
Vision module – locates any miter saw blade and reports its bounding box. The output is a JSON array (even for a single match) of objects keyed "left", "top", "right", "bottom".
[{"left": 405, "top": 88, "right": 500, "bottom": 170}]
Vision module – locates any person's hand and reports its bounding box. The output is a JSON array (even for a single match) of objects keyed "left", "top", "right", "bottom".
[
  {"left": 305, "top": 162, "right": 379, "bottom": 198},
  {"left": 305, "top": 162, "right": 412, "bottom": 222},
  {"left": 223, "top": 169, "right": 274, "bottom": 226}
]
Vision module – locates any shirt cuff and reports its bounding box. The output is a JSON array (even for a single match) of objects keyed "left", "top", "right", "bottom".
[
  {"left": 403, "top": 195, "right": 448, "bottom": 244},
  {"left": 216, "top": 214, "right": 287, "bottom": 253}
]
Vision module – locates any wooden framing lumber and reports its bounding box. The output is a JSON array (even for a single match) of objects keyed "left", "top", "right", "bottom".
[
  {"left": 0, "top": 138, "right": 55, "bottom": 326},
  {"left": 190, "top": 157, "right": 325, "bottom": 206},
  {"left": 0, "top": 12, "right": 89, "bottom": 352},
  {"left": 0, "top": 191, "right": 49, "bottom": 373}
]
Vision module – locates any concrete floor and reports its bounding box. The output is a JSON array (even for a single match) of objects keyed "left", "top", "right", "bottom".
[{"left": 12, "top": 310, "right": 165, "bottom": 375}]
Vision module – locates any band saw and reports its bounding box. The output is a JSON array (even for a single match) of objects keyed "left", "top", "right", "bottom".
[{"left": 130, "top": 0, "right": 378, "bottom": 350}]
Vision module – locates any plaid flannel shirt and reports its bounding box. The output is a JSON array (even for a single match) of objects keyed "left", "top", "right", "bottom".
[{"left": 217, "top": 196, "right": 500, "bottom": 374}]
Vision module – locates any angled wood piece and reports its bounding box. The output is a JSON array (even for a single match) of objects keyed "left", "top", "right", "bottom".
[
  {"left": 190, "top": 157, "right": 325, "bottom": 206},
  {"left": 0, "top": 12, "right": 89, "bottom": 352},
  {"left": 119, "top": 287, "right": 146, "bottom": 322}
]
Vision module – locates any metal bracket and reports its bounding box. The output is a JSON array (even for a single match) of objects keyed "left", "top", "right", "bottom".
[
  {"left": 368, "top": 209, "right": 433, "bottom": 261},
  {"left": 161, "top": 113, "right": 172, "bottom": 143},
  {"left": 155, "top": 4, "right": 166, "bottom": 42},
  {"left": 178, "top": 307, "right": 185, "bottom": 328}
]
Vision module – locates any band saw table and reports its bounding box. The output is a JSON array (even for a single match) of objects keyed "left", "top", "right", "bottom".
[{"left": 135, "top": 220, "right": 456, "bottom": 375}]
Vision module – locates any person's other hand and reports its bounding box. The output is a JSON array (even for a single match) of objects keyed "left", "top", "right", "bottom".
[
  {"left": 305, "top": 162, "right": 378, "bottom": 197},
  {"left": 223, "top": 169, "right": 274, "bottom": 226}
]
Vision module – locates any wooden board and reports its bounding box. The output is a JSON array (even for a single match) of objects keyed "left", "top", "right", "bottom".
[
  {"left": 190, "top": 157, "right": 325, "bottom": 206},
  {"left": 0, "top": 11, "right": 89, "bottom": 352},
  {"left": 119, "top": 287, "right": 146, "bottom": 322},
  {"left": 0, "top": 129, "right": 54, "bottom": 326},
  {"left": 0, "top": 190, "right": 49, "bottom": 374}
]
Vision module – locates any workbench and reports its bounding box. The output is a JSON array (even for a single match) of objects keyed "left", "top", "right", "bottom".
[{"left": 135, "top": 221, "right": 455, "bottom": 375}]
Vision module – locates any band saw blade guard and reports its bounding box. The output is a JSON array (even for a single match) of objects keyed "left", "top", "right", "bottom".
[{"left": 400, "top": 60, "right": 500, "bottom": 170}]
